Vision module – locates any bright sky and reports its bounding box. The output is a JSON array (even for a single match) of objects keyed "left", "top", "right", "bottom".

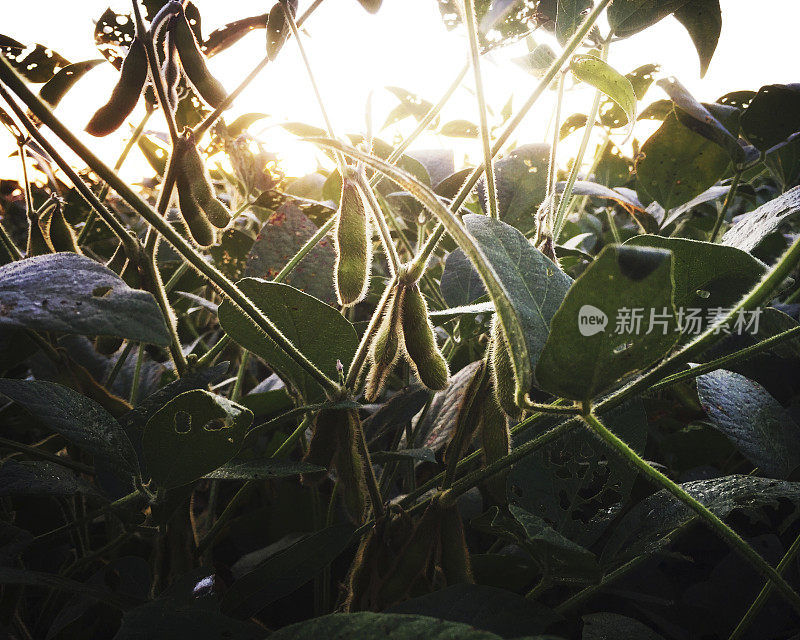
[{"left": 1, "top": 1, "right": 799, "bottom": 183}]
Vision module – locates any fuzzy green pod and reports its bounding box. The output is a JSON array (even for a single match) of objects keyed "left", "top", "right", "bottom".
[
  {"left": 335, "top": 176, "right": 372, "bottom": 307},
  {"left": 489, "top": 317, "right": 522, "bottom": 420},
  {"left": 173, "top": 6, "right": 228, "bottom": 109},
  {"left": 478, "top": 380, "right": 510, "bottom": 505},
  {"left": 178, "top": 131, "right": 231, "bottom": 229},
  {"left": 364, "top": 287, "right": 403, "bottom": 401},
  {"left": 443, "top": 361, "right": 486, "bottom": 471},
  {"left": 266, "top": 0, "right": 297, "bottom": 61},
  {"left": 401, "top": 283, "right": 449, "bottom": 391},
  {"left": 301, "top": 409, "right": 339, "bottom": 484},
  {"left": 162, "top": 16, "right": 181, "bottom": 111},
  {"left": 439, "top": 505, "right": 474, "bottom": 586},
  {"left": 176, "top": 169, "right": 216, "bottom": 248},
  {"left": 86, "top": 38, "right": 147, "bottom": 137},
  {"left": 334, "top": 409, "right": 368, "bottom": 524},
  {"left": 39, "top": 200, "right": 79, "bottom": 254}
]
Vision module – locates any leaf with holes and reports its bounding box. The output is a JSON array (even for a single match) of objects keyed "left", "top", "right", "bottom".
[
  {"left": 570, "top": 55, "right": 637, "bottom": 133},
  {"left": 721, "top": 186, "right": 800, "bottom": 253},
  {"left": 535, "top": 245, "right": 678, "bottom": 401},
  {"left": 142, "top": 390, "right": 253, "bottom": 489}
]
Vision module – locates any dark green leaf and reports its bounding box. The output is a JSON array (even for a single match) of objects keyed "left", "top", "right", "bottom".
[
  {"left": 673, "top": 0, "right": 721, "bottom": 77},
  {"left": 636, "top": 112, "right": 730, "bottom": 211},
  {"left": 39, "top": 59, "right": 104, "bottom": 107},
  {"left": 243, "top": 203, "right": 336, "bottom": 304},
  {"left": 510, "top": 401, "right": 648, "bottom": 546},
  {"left": 464, "top": 215, "right": 572, "bottom": 391},
  {"left": 0, "top": 253, "right": 170, "bottom": 345},
  {"left": 721, "top": 186, "right": 800, "bottom": 253},
  {"left": 0, "top": 34, "right": 70, "bottom": 82},
  {"left": 205, "top": 458, "right": 322, "bottom": 480},
  {"left": 218, "top": 279, "right": 358, "bottom": 402},
  {"left": 555, "top": 0, "right": 592, "bottom": 46},
  {"left": 142, "top": 390, "right": 253, "bottom": 489},
  {"left": 608, "top": 0, "right": 688, "bottom": 39},
  {"left": 477, "top": 145, "right": 550, "bottom": 235},
  {"left": 221, "top": 524, "right": 354, "bottom": 619},
  {"left": 697, "top": 370, "right": 800, "bottom": 478},
  {"left": 582, "top": 613, "right": 665, "bottom": 640},
  {"left": 0, "top": 460, "right": 100, "bottom": 497},
  {"left": 0, "top": 567, "right": 138, "bottom": 609},
  {"left": 535, "top": 245, "right": 678, "bottom": 401},
  {"left": 0, "top": 379, "right": 138, "bottom": 476},
  {"left": 440, "top": 249, "right": 486, "bottom": 307}
]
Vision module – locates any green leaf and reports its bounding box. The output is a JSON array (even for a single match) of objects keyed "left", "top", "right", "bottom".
[
  {"left": 570, "top": 55, "right": 637, "bottom": 132},
  {"left": 438, "top": 0, "right": 538, "bottom": 51},
  {"left": 607, "top": 0, "right": 688, "bottom": 39},
  {"left": 387, "top": 584, "right": 560, "bottom": 638},
  {"left": 0, "top": 34, "right": 71, "bottom": 82},
  {"left": 0, "top": 567, "right": 138, "bottom": 609},
  {"left": 221, "top": 524, "right": 354, "bottom": 619},
  {"left": 535, "top": 245, "right": 678, "bottom": 401},
  {"left": 39, "top": 59, "right": 103, "bottom": 107},
  {"left": 477, "top": 145, "right": 550, "bottom": 235},
  {"left": 697, "top": 370, "right": 800, "bottom": 479},
  {"left": 624, "top": 236, "right": 766, "bottom": 313},
  {"left": 636, "top": 112, "right": 730, "bottom": 211},
  {"left": 583, "top": 613, "right": 665, "bottom": 640},
  {"left": 268, "top": 612, "right": 554, "bottom": 640},
  {"left": 673, "top": 0, "right": 721, "bottom": 77},
  {"left": 205, "top": 458, "right": 322, "bottom": 480},
  {"left": 440, "top": 249, "right": 486, "bottom": 307},
  {"left": 137, "top": 133, "right": 169, "bottom": 176},
  {"left": 463, "top": 215, "right": 572, "bottom": 392},
  {"left": 0, "top": 460, "right": 101, "bottom": 497},
  {"left": 599, "top": 63, "right": 659, "bottom": 130},
  {"left": 142, "top": 390, "right": 253, "bottom": 489},
  {"left": 720, "top": 186, "right": 800, "bottom": 253},
  {"left": 513, "top": 44, "right": 558, "bottom": 78},
  {"left": 0, "top": 379, "right": 138, "bottom": 476},
  {"left": 510, "top": 401, "right": 648, "bottom": 546},
  {"left": 243, "top": 204, "right": 337, "bottom": 304},
  {"left": 218, "top": 279, "right": 358, "bottom": 402},
  {"left": 440, "top": 120, "right": 480, "bottom": 138},
  {"left": 602, "top": 475, "right": 800, "bottom": 565},
  {"left": 656, "top": 76, "right": 743, "bottom": 162},
  {"left": 0, "top": 253, "right": 170, "bottom": 345},
  {"left": 555, "top": 0, "right": 593, "bottom": 46}
]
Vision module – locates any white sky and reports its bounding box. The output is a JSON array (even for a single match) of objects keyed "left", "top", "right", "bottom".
[{"left": 1, "top": 1, "right": 799, "bottom": 182}]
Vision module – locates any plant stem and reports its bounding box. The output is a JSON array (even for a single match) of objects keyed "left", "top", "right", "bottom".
[
  {"left": 552, "top": 41, "right": 608, "bottom": 241},
  {"left": 463, "top": 0, "right": 498, "bottom": 220},
  {"left": 581, "top": 409, "right": 800, "bottom": 615},
  {"left": 543, "top": 72, "right": 566, "bottom": 242},
  {"left": 196, "top": 334, "right": 231, "bottom": 368},
  {"left": 710, "top": 169, "right": 742, "bottom": 242},
  {"left": 0, "top": 436, "right": 94, "bottom": 475},
  {"left": 728, "top": 532, "right": 800, "bottom": 640},
  {"left": 411, "top": 0, "right": 613, "bottom": 272},
  {"left": 105, "top": 341, "right": 136, "bottom": 387},
  {"left": 357, "top": 172, "right": 401, "bottom": 275},
  {"left": 0, "top": 215, "right": 22, "bottom": 260},
  {"left": 0, "top": 56, "right": 341, "bottom": 397},
  {"left": 129, "top": 343, "right": 145, "bottom": 405}
]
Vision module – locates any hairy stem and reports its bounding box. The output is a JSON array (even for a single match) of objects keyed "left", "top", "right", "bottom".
[{"left": 710, "top": 169, "right": 742, "bottom": 242}]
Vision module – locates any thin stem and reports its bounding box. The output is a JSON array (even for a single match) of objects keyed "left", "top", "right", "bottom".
[
  {"left": 196, "top": 334, "right": 231, "bottom": 368},
  {"left": 463, "top": 0, "right": 498, "bottom": 220},
  {"left": 357, "top": 172, "right": 401, "bottom": 275},
  {"left": 729, "top": 532, "right": 800, "bottom": 640},
  {"left": 0, "top": 217, "right": 22, "bottom": 260},
  {"left": 231, "top": 350, "right": 250, "bottom": 402},
  {"left": 129, "top": 343, "right": 145, "bottom": 405},
  {"left": 280, "top": 1, "right": 346, "bottom": 176},
  {"left": 553, "top": 41, "right": 608, "bottom": 241},
  {"left": 0, "top": 57, "right": 341, "bottom": 397},
  {"left": 543, "top": 72, "right": 566, "bottom": 241},
  {"left": 650, "top": 326, "right": 800, "bottom": 392},
  {"left": 581, "top": 409, "right": 800, "bottom": 615},
  {"left": 105, "top": 341, "right": 136, "bottom": 387},
  {"left": 412, "top": 0, "right": 613, "bottom": 272},
  {"left": 710, "top": 170, "right": 742, "bottom": 242},
  {"left": 0, "top": 436, "right": 94, "bottom": 475}
]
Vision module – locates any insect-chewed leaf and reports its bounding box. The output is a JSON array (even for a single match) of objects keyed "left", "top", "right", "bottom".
[
  {"left": 85, "top": 39, "right": 147, "bottom": 137},
  {"left": 142, "top": 389, "right": 252, "bottom": 489},
  {"left": 173, "top": 5, "right": 228, "bottom": 108},
  {"left": 266, "top": 0, "right": 297, "bottom": 61},
  {"left": 335, "top": 177, "right": 372, "bottom": 307},
  {"left": 400, "top": 283, "right": 449, "bottom": 391},
  {"left": 720, "top": 185, "right": 800, "bottom": 253}
]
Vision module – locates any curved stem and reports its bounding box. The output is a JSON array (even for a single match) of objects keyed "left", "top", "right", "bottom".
[
  {"left": 463, "top": 0, "right": 498, "bottom": 219},
  {"left": 543, "top": 71, "right": 566, "bottom": 242},
  {"left": 581, "top": 409, "right": 800, "bottom": 615},
  {"left": 357, "top": 172, "right": 401, "bottom": 275},
  {"left": 710, "top": 169, "right": 742, "bottom": 242}
]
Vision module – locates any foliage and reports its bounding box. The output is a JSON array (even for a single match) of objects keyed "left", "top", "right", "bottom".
[{"left": 1, "top": 1, "right": 800, "bottom": 639}]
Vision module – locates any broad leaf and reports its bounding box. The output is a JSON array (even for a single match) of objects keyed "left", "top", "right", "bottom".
[
  {"left": 221, "top": 524, "right": 354, "bottom": 619},
  {"left": 697, "top": 370, "right": 800, "bottom": 478},
  {"left": 0, "top": 460, "right": 100, "bottom": 497},
  {"left": 39, "top": 59, "right": 104, "bottom": 107},
  {"left": 0, "top": 34, "right": 70, "bottom": 82},
  {"left": 464, "top": 215, "right": 572, "bottom": 391},
  {"left": 0, "top": 567, "right": 138, "bottom": 609},
  {"left": 0, "top": 253, "right": 169, "bottom": 345},
  {"left": 510, "top": 401, "right": 648, "bottom": 546},
  {"left": 440, "top": 249, "right": 486, "bottom": 307},
  {"left": 570, "top": 55, "right": 637, "bottom": 131},
  {"left": 583, "top": 613, "right": 665, "bottom": 640},
  {"left": 440, "top": 120, "right": 479, "bottom": 138},
  {"left": 607, "top": 0, "right": 688, "bottom": 39},
  {"left": 721, "top": 185, "right": 800, "bottom": 253},
  {"left": 555, "top": 0, "right": 592, "bottom": 46},
  {"left": 205, "top": 458, "right": 322, "bottom": 480},
  {"left": 673, "top": 0, "right": 721, "bottom": 77},
  {"left": 477, "top": 144, "right": 550, "bottom": 235},
  {"left": 535, "top": 245, "right": 678, "bottom": 401},
  {"left": 0, "top": 379, "right": 138, "bottom": 476},
  {"left": 142, "top": 390, "right": 253, "bottom": 489},
  {"left": 218, "top": 279, "right": 358, "bottom": 402},
  {"left": 636, "top": 112, "right": 730, "bottom": 211}
]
